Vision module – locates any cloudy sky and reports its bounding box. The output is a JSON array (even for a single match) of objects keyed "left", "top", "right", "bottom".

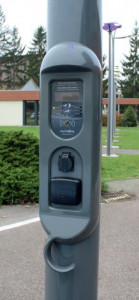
[{"left": 0, "top": 0, "right": 138, "bottom": 69}]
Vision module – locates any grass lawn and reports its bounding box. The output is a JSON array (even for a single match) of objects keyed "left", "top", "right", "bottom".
[
  {"left": 102, "top": 127, "right": 139, "bottom": 180},
  {"left": 102, "top": 154, "right": 139, "bottom": 181},
  {"left": 118, "top": 130, "right": 139, "bottom": 149},
  {"left": 102, "top": 126, "right": 139, "bottom": 149},
  {"left": 1, "top": 126, "right": 139, "bottom": 148}
]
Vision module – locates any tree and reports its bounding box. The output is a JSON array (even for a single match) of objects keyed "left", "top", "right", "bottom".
[
  {"left": 0, "top": 5, "right": 11, "bottom": 88},
  {"left": 27, "top": 26, "right": 47, "bottom": 86},
  {"left": 0, "top": 5, "right": 10, "bottom": 56},
  {"left": 121, "top": 105, "right": 137, "bottom": 127},
  {"left": 120, "top": 22, "right": 139, "bottom": 98},
  {"left": 102, "top": 55, "right": 108, "bottom": 97},
  {"left": 2, "top": 26, "right": 26, "bottom": 89}
]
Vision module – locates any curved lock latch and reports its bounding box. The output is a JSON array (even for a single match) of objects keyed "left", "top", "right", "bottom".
[{"left": 44, "top": 237, "right": 75, "bottom": 273}]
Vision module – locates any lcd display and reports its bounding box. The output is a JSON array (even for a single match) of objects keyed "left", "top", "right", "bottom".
[{"left": 55, "top": 92, "right": 80, "bottom": 102}]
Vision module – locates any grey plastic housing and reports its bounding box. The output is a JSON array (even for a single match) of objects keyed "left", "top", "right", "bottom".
[{"left": 40, "top": 42, "right": 102, "bottom": 244}]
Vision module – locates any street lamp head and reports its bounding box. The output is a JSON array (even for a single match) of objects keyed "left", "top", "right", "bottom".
[{"left": 103, "top": 22, "right": 122, "bottom": 32}]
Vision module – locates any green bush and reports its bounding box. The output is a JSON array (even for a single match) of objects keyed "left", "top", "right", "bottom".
[
  {"left": 101, "top": 178, "right": 109, "bottom": 194},
  {"left": 102, "top": 113, "right": 123, "bottom": 126},
  {"left": 116, "top": 113, "right": 123, "bottom": 126},
  {"left": 0, "top": 131, "right": 39, "bottom": 206},
  {"left": 121, "top": 106, "right": 137, "bottom": 127},
  {"left": 102, "top": 114, "right": 107, "bottom": 126}
]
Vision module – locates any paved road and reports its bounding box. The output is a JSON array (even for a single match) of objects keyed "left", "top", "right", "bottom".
[
  {"left": 0, "top": 198, "right": 139, "bottom": 300},
  {"left": 0, "top": 204, "right": 39, "bottom": 226}
]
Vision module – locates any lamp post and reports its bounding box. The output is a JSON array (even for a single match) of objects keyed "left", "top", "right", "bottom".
[{"left": 103, "top": 22, "right": 121, "bottom": 156}]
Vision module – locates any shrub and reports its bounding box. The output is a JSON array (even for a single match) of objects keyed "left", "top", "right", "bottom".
[
  {"left": 101, "top": 178, "right": 109, "bottom": 194},
  {"left": 102, "top": 114, "right": 107, "bottom": 126},
  {"left": 121, "top": 106, "right": 137, "bottom": 127},
  {"left": 116, "top": 113, "right": 123, "bottom": 126},
  {"left": 0, "top": 131, "right": 39, "bottom": 206},
  {"left": 102, "top": 113, "right": 123, "bottom": 126}
]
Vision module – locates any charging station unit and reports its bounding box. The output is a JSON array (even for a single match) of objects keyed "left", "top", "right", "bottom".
[{"left": 40, "top": 1, "right": 102, "bottom": 299}]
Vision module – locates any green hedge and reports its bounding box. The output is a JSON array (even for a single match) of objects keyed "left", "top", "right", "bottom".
[{"left": 0, "top": 131, "right": 39, "bottom": 205}]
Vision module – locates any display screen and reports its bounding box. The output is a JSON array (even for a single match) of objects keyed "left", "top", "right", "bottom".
[
  {"left": 51, "top": 80, "right": 83, "bottom": 139},
  {"left": 55, "top": 92, "right": 80, "bottom": 102}
]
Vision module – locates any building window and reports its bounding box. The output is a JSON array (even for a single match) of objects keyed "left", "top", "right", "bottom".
[
  {"left": 25, "top": 101, "right": 35, "bottom": 125},
  {"left": 23, "top": 101, "right": 39, "bottom": 126},
  {"left": 38, "top": 101, "right": 40, "bottom": 125}
]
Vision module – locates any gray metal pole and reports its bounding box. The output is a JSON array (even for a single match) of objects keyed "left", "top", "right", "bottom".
[
  {"left": 112, "top": 35, "right": 115, "bottom": 140},
  {"left": 107, "top": 31, "right": 113, "bottom": 156},
  {"left": 114, "top": 80, "right": 117, "bottom": 136},
  {"left": 40, "top": 2, "right": 102, "bottom": 300}
]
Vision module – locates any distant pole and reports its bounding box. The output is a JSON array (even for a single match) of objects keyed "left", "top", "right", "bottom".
[
  {"left": 107, "top": 30, "right": 113, "bottom": 155},
  {"left": 112, "top": 34, "right": 115, "bottom": 139},
  {"left": 113, "top": 80, "right": 117, "bottom": 137},
  {"left": 103, "top": 22, "right": 122, "bottom": 156}
]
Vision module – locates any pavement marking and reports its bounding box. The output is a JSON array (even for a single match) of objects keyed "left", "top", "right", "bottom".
[
  {"left": 0, "top": 203, "right": 104, "bottom": 232},
  {"left": 0, "top": 217, "right": 40, "bottom": 232}
]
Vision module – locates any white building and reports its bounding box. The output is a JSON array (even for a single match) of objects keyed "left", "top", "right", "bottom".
[{"left": 0, "top": 80, "right": 40, "bottom": 126}]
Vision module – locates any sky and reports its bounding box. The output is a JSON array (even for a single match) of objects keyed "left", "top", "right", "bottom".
[{"left": 0, "top": 0, "right": 139, "bottom": 70}]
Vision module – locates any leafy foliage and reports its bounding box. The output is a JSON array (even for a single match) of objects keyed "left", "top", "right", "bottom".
[
  {"left": 121, "top": 106, "right": 137, "bottom": 127},
  {"left": 0, "top": 131, "right": 39, "bottom": 205},
  {"left": 102, "top": 113, "right": 123, "bottom": 126}
]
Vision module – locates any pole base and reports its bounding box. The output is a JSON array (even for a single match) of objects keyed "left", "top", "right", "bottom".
[{"left": 102, "top": 153, "right": 119, "bottom": 157}]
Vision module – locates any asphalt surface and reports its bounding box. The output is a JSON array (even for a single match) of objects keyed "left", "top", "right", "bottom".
[
  {"left": 108, "top": 178, "right": 139, "bottom": 195},
  {"left": 0, "top": 184, "right": 139, "bottom": 300}
]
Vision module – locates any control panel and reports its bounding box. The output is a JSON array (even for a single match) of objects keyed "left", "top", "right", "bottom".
[
  {"left": 40, "top": 41, "right": 102, "bottom": 245},
  {"left": 51, "top": 80, "right": 83, "bottom": 139}
]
